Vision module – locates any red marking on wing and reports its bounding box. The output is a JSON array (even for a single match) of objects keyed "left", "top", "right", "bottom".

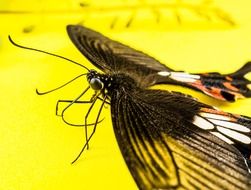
[
  {"left": 200, "top": 107, "right": 229, "bottom": 116},
  {"left": 188, "top": 80, "right": 227, "bottom": 101},
  {"left": 186, "top": 79, "right": 245, "bottom": 101},
  {"left": 200, "top": 107, "right": 240, "bottom": 123}
]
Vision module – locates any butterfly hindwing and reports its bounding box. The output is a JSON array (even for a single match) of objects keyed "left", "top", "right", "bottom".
[
  {"left": 190, "top": 64, "right": 251, "bottom": 101},
  {"left": 111, "top": 91, "right": 179, "bottom": 189},
  {"left": 158, "top": 66, "right": 251, "bottom": 102}
]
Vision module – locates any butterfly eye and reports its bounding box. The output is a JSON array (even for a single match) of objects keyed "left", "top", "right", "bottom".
[{"left": 89, "top": 78, "right": 104, "bottom": 90}]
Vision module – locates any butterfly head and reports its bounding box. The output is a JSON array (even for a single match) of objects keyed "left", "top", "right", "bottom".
[{"left": 87, "top": 70, "right": 105, "bottom": 91}]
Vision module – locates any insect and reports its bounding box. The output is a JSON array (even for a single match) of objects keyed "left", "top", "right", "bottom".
[{"left": 9, "top": 25, "right": 251, "bottom": 189}]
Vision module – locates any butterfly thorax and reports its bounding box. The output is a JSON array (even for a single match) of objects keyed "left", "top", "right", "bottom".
[{"left": 87, "top": 70, "right": 139, "bottom": 96}]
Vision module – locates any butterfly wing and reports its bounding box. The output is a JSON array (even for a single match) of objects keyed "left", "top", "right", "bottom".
[
  {"left": 67, "top": 25, "right": 251, "bottom": 100},
  {"left": 67, "top": 25, "right": 251, "bottom": 101},
  {"left": 193, "top": 107, "right": 251, "bottom": 164},
  {"left": 110, "top": 87, "right": 251, "bottom": 189},
  {"left": 185, "top": 63, "right": 251, "bottom": 102},
  {"left": 67, "top": 25, "right": 171, "bottom": 88}
]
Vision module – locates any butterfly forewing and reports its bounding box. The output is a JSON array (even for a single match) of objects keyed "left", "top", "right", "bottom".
[
  {"left": 110, "top": 87, "right": 251, "bottom": 189},
  {"left": 67, "top": 25, "right": 170, "bottom": 74},
  {"left": 111, "top": 90, "right": 179, "bottom": 189}
]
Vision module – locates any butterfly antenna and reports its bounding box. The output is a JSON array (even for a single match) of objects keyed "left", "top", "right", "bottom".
[
  {"left": 8, "top": 35, "right": 90, "bottom": 72},
  {"left": 36, "top": 73, "right": 88, "bottom": 95}
]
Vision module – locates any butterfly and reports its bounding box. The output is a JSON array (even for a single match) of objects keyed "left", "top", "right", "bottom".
[
  {"left": 66, "top": 25, "right": 251, "bottom": 189},
  {"left": 9, "top": 25, "right": 251, "bottom": 189}
]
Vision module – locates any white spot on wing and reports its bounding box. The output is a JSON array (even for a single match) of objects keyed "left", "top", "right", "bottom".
[
  {"left": 158, "top": 71, "right": 171, "bottom": 76},
  {"left": 217, "top": 126, "right": 251, "bottom": 144},
  {"left": 208, "top": 118, "right": 250, "bottom": 133},
  {"left": 171, "top": 72, "right": 200, "bottom": 79},
  {"left": 193, "top": 115, "right": 214, "bottom": 130},
  {"left": 169, "top": 72, "right": 200, "bottom": 83},
  {"left": 210, "top": 132, "right": 234, "bottom": 144}
]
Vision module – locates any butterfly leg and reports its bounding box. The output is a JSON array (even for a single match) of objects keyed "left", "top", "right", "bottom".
[
  {"left": 84, "top": 92, "right": 101, "bottom": 150},
  {"left": 56, "top": 96, "right": 109, "bottom": 116},
  {"left": 56, "top": 86, "right": 90, "bottom": 125},
  {"left": 56, "top": 100, "right": 92, "bottom": 117},
  {"left": 57, "top": 91, "right": 102, "bottom": 149},
  {"left": 71, "top": 95, "right": 107, "bottom": 164},
  {"left": 56, "top": 99, "right": 98, "bottom": 125},
  {"left": 56, "top": 92, "right": 109, "bottom": 150},
  {"left": 57, "top": 87, "right": 96, "bottom": 149}
]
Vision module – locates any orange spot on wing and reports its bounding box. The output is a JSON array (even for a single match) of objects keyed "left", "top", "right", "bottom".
[
  {"left": 223, "top": 82, "right": 239, "bottom": 91},
  {"left": 229, "top": 117, "right": 237, "bottom": 122},
  {"left": 189, "top": 80, "right": 226, "bottom": 100},
  {"left": 225, "top": 76, "right": 233, "bottom": 81},
  {"left": 208, "top": 87, "right": 222, "bottom": 97}
]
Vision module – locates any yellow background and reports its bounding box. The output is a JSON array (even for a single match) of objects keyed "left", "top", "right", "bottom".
[{"left": 1, "top": 1, "right": 251, "bottom": 189}]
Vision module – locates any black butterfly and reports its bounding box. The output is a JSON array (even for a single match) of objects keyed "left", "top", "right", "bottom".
[
  {"left": 66, "top": 25, "right": 251, "bottom": 189},
  {"left": 9, "top": 25, "right": 251, "bottom": 190}
]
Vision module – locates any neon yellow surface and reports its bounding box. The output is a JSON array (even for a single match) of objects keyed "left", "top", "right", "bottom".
[{"left": 1, "top": 1, "right": 251, "bottom": 190}]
